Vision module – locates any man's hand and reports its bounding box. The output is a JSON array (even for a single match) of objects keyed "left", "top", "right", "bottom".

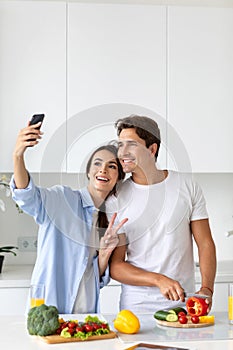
[
  {"left": 196, "top": 287, "right": 213, "bottom": 314},
  {"left": 157, "top": 274, "right": 185, "bottom": 302}
]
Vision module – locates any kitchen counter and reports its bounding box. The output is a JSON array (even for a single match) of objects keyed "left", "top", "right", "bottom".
[
  {"left": 0, "top": 264, "right": 33, "bottom": 287},
  {"left": 0, "top": 312, "right": 232, "bottom": 350}
]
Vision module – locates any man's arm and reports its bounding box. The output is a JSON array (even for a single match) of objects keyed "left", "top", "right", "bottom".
[
  {"left": 191, "top": 218, "right": 216, "bottom": 312},
  {"left": 110, "top": 235, "right": 185, "bottom": 302}
]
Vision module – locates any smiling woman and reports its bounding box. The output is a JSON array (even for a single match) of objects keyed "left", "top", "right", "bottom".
[{"left": 10, "top": 122, "right": 127, "bottom": 314}]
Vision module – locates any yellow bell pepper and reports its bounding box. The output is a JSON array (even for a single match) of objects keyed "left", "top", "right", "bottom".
[
  {"left": 199, "top": 315, "right": 215, "bottom": 324},
  {"left": 113, "top": 310, "right": 140, "bottom": 334}
]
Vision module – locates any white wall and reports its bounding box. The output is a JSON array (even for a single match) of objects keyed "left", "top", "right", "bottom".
[{"left": 1, "top": 172, "right": 233, "bottom": 266}]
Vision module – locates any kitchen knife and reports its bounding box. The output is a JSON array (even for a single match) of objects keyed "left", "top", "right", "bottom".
[{"left": 184, "top": 292, "right": 209, "bottom": 299}]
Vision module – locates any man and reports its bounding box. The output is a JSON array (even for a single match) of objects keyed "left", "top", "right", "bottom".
[{"left": 108, "top": 114, "right": 216, "bottom": 313}]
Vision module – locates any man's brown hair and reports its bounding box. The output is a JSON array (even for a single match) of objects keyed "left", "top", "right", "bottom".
[{"left": 115, "top": 114, "right": 161, "bottom": 160}]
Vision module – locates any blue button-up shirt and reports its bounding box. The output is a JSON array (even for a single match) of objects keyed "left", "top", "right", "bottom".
[{"left": 10, "top": 175, "right": 110, "bottom": 314}]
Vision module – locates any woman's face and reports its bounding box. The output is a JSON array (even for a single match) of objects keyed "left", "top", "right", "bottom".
[{"left": 87, "top": 149, "right": 119, "bottom": 199}]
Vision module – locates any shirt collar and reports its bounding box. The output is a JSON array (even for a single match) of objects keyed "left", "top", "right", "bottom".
[{"left": 79, "top": 187, "right": 95, "bottom": 208}]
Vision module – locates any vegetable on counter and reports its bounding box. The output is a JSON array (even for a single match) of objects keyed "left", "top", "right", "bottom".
[
  {"left": 154, "top": 310, "right": 178, "bottom": 322},
  {"left": 168, "top": 307, "right": 187, "bottom": 316},
  {"left": 114, "top": 310, "right": 140, "bottom": 334},
  {"left": 57, "top": 315, "right": 110, "bottom": 340},
  {"left": 27, "top": 304, "right": 60, "bottom": 336},
  {"left": 186, "top": 296, "right": 208, "bottom": 316},
  {"left": 199, "top": 315, "right": 215, "bottom": 324}
]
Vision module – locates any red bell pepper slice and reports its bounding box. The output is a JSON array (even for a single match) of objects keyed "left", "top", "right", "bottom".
[{"left": 186, "top": 297, "right": 208, "bottom": 317}]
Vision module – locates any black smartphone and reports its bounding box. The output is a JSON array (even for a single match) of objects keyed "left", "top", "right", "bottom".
[
  {"left": 29, "top": 114, "right": 45, "bottom": 128},
  {"left": 28, "top": 114, "right": 45, "bottom": 143}
]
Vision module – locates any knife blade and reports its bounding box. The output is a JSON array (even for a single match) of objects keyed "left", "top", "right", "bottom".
[{"left": 184, "top": 292, "right": 209, "bottom": 299}]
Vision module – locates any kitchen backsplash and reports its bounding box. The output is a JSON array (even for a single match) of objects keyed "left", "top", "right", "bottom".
[{"left": 0, "top": 172, "right": 233, "bottom": 265}]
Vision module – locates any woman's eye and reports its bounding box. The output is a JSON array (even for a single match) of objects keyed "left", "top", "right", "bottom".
[
  {"left": 109, "top": 165, "right": 117, "bottom": 169},
  {"left": 94, "top": 161, "right": 101, "bottom": 166}
]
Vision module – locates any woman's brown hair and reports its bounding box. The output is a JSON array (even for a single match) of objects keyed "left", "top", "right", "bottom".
[{"left": 86, "top": 143, "right": 125, "bottom": 236}]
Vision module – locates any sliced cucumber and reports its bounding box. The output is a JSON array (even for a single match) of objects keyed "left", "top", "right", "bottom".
[
  {"left": 168, "top": 307, "right": 187, "bottom": 315},
  {"left": 154, "top": 310, "right": 178, "bottom": 322}
]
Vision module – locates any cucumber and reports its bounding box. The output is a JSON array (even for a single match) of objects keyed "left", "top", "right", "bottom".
[
  {"left": 154, "top": 310, "right": 178, "bottom": 322},
  {"left": 168, "top": 307, "right": 187, "bottom": 315}
]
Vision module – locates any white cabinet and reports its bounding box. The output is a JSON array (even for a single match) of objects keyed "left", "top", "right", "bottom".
[
  {"left": 0, "top": 288, "right": 28, "bottom": 315},
  {"left": 0, "top": 1, "right": 66, "bottom": 172},
  {"left": 100, "top": 281, "right": 121, "bottom": 314},
  {"left": 66, "top": 3, "right": 167, "bottom": 172},
  {"left": 195, "top": 283, "right": 229, "bottom": 313},
  {"left": 168, "top": 7, "right": 233, "bottom": 172}
]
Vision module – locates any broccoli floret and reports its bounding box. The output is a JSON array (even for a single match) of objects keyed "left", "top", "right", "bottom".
[{"left": 27, "top": 304, "right": 60, "bottom": 336}]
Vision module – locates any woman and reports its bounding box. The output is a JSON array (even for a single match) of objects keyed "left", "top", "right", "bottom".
[{"left": 11, "top": 121, "right": 127, "bottom": 313}]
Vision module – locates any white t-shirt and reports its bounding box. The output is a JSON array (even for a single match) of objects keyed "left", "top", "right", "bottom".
[{"left": 106, "top": 171, "right": 208, "bottom": 312}]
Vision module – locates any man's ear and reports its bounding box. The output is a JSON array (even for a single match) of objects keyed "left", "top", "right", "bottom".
[{"left": 149, "top": 143, "right": 158, "bottom": 157}]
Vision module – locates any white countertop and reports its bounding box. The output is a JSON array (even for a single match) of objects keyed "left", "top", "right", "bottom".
[
  {"left": 1, "top": 261, "right": 233, "bottom": 288},
  {"left": 0, "top": 312, "right": 232, "bottom": 350},
  {"left": 0, "top": 264, "right": 33, "bottom": 287}
]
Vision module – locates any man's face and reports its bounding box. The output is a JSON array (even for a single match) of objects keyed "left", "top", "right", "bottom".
[{"left": 117, "top": 128, "right": 151, "bottom": 174}]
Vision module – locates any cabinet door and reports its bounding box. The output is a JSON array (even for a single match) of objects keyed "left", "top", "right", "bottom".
[
  {"left": 196, "top": 283, "right": 228, "bottom": 312},
  {"left": 67, "top": 3, "right": 167, "bottom": 172},
  {"left": 168, "top": 7, "right": 233, "bottom": 172},
  {"left": 0, "top": 288, "right": 28, "bottom": 315},
  {"left": 0, "top": 1, "right": 66, "bottom": 172},
  {"left": 100, "top": 284, "right": 121, "bottom": 314}
]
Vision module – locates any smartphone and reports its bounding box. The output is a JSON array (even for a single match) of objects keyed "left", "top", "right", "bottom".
[
  {"left": 28, "top": 114, "right": 45, "bottom": 143},
  {"left": 124, "top": 344, "right": 189, "bottom": 350},
  {"left": 29, "top": 114, "right": 45, "bottom": 128}
]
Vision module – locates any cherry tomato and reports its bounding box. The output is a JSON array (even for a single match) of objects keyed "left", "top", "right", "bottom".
[
  {"left": 92, "top": 323, "right": 101, "bottom": 331},
  {"left": 61, "top": 321, "right": 69, "bottom": 329},
  {"left": 67, "top": 328, "right": 75, "bottom": 335},
  {"left": 68, "top": 321, "right": 77, "bottom": 329},
  {"left": 56, "top": 327, "right": 62, "bottom": 335},
  {"left": 186, "top": 297, "right": 208, "bottom": 317},
  {"left": 83, "top": 324, "right": 94, "bottom": 332},
  {"left": 75, "top": 326, "right": 84, "bottom": 332},
  {"left": 100, "top": 323, "right": 108, "bottom": 329},
  {"left": 191, "top": 316, "right": 200, "bottom": 324},
  {"left": 178, "top": 316, "right": 188, "bottom": 324},
  {"left": 178, "top": 311, "right": 187, "bottom": 318}
]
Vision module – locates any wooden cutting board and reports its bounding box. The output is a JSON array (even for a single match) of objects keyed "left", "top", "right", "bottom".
[
  {"left": 155, "top": 319, "right": 214, "bottom": 328},
  {"left": 38, "top": 330, "right": 117, "bottom": 344}
]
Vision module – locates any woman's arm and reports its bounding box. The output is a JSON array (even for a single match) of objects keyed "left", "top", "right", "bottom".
[{"left": 13, "top": 122, "right": 43, "bottom": 188}]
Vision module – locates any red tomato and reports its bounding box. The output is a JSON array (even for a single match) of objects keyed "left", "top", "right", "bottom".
[
  {"left": 92, "top": 323, "right": 101, "bottom": 331},
  {"left": 75, "top": 326, "right": 84, "bottom": 333},
  {"left": 186, "top": 297, "right": 208, "bottom": 317},
  {"left": 178, "top": 311, "right": 187, "bottom": 318},
  {"left": 178, "top": 316, "right": 188, "bottom": 324},
  {"left": 83, "top": 324, "right": 94, "bottom": 333},
  {"left": 191, "top": 316, "right": 200, "bottom": 324},
  {"left": 101, "top": 323, "right": 108, "bottom": 329},
  {"left": 61, "top": 322, "right": 69, "bottom": 329},
  {"left": 56, "top": 327, "right": 62, "bottom": 335},
  {"left": 67, "top": 328, "right": 75, "bottom": 336},
  {"left": 68, "top": 322, "right": 77, "bottom": 329}
]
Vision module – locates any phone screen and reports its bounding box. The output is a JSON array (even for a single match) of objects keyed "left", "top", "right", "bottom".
[{"left": 29, "top": 114, "right": 45, "bottom": 127}]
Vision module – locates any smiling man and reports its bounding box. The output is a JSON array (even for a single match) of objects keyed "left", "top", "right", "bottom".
[{"left": 107, "top": 114, "right": 216, "bottom": 313}]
